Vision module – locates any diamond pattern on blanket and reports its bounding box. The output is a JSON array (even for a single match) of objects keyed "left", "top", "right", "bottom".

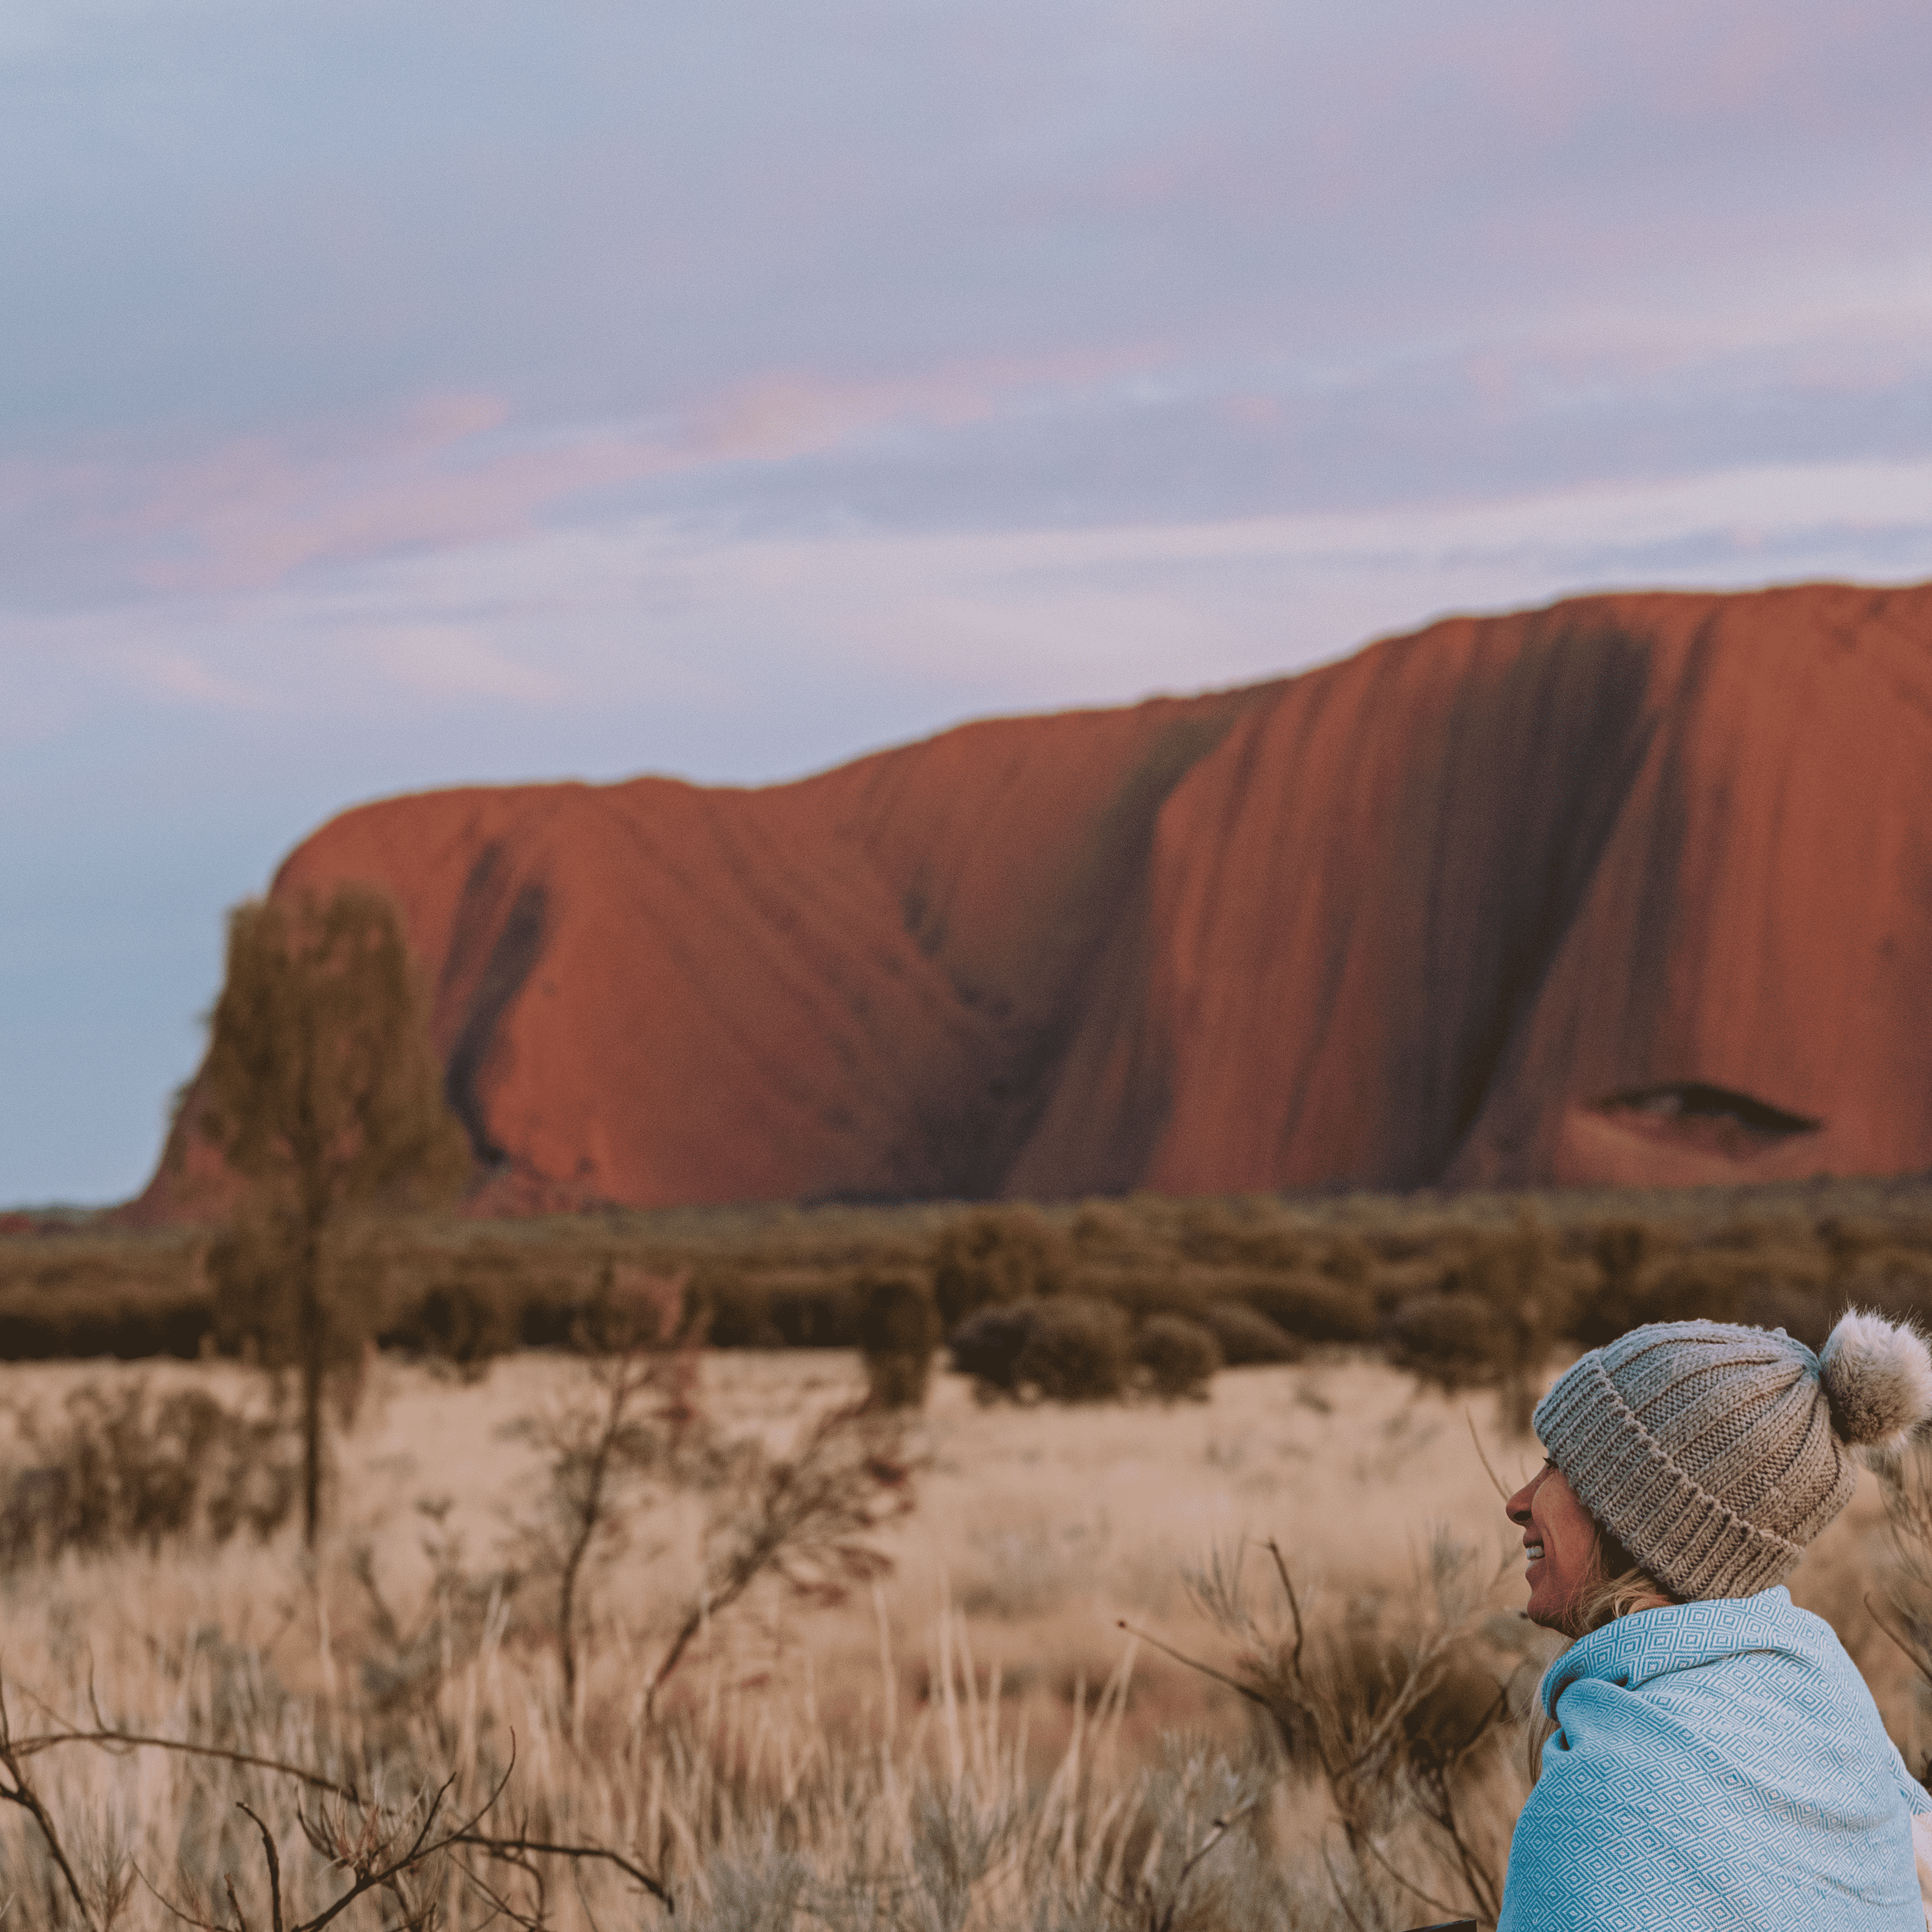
[{"left": 1496, "top": 1589, "right": 1928, "bottom": 1931}]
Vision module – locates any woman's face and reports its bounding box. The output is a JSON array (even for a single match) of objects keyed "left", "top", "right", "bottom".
[{"left": 1505, "top": 1457, "right": 1602, "bottom": 1633}]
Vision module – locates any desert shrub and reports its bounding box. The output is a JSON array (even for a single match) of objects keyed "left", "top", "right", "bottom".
[
  {"left": 1384, "top": 1290, "right": 1495, "bottom": 1389},
  {"left": 1386, "top": 1218, "right": 1591, "bottom": 1427},
  {"left": 0, "top": 1230, "right": 214, "bottom": 1363},
  {"left": 1454, "top": 1212, "right": 1581, "bottom": 1433},
  {"left": 355, "top": 1235, "right": 580, "bottom": 1355},
  {"left": 1013, "top": 1295, "right": 1132, "bottom": 1402},
  {"left": 947, "top": 1303, "right": 1037, "bottom": 1393},
  {"left": 949, "top": 1297, "right": 1136, "bottom": 1404},
  {"left": 1235, "top": 1231, "right": 1313, "bottom": 1271},
  {"left": 1736, "top": 1278, "right": 1832, "bottom": 1347},
  {"left": 1717, "top": 1210, "right": 1822, "bottom": 1259},
  {"left": 1070, "top": 1199, "right": 1136, "bottom": 1251},
  {"left": 1284, "top": 1620, "right": 1512, "bottom": 1781},
  {"left": 1219, "top": 1210, "right": 1314, "bottom": 1271},
  {"left": 0, "top": 1289, "right": 213, "bottom": 1361},
  {"left": 690, "top": 1267, "right": 858, "bottom": 1349},
  {"left": 567, "top": 1261, "right": 692, "bottom": 1354},
  {"left": 38, "top": 1183, "right": 1932, "bottom": 1388},
  {"left": 1842, "top": 1247, "right": 1932, "bottom": 1332},
  {"left": 1238, "top": 1273, "right": 1377, "bottom": 1344},
  {"left": 1076, "top": 1263, "right": 1195, "bottom": 1323},
  {"left": 1374, "top": 1219, "right": 1458, "bottom": 1265},
  {"left": 0, "top": 1379, "right": 298, "bottom": 1563},
  {"left": 1633, "top": 1220, "right": 1827, "bottom": 1329},
  {"left": 1136, "top": 1314, "right": 1222, "bottom": 1401},
  {"left": 1371, "top": 1254, "right": 1455, "bottom": 1307},
  {"left": 1322, "top": 1233, "right": 1375, "bottom": 1289},
  {"left": 500, "top": 1302, "right": 913, "bottom": 1720},
  {"left": 1200, "top": 1299, "right": 1302, "bottom": 1366},
  {"left": 763, "top": 1275, "right": 859, "bottom": 1346},
  {"left": 1372, "top": 1214, "right": 1590, "bottom": 1427},
  {"left": 1621, "top": 1252, "right": 1753, "bottom": 1330},
  {"left": 692, "top": 1262, "right": 787, "bottom": 1348},
  {"left": 1576, "top": 1219, "right": 1841, "bottom": 1352},
  {"left": 931, "top": 1208, "right": 1070, "bottom": 1328},
  {"left": 381, "top": 1278, "right": 520, "bottom": 1370},
  {"left": 1175, "top": 1200, "right": 1249, "bottom": 1265},
  {"left": 1580, "top": 1219, "right": 1653, "bottom": 1341},
  {"left": 1191, "top": 1534, "right": 1521, "bottom": 1926},
  {"left": 855, "top": 1270, "right": 941, "bottom": 1409},
  {"left": 374, "top": 1250, "right": 689, "bottom": 1357},
  {"left": 1593, "top": 1219, "right": 1648, "bottom": 1287}
]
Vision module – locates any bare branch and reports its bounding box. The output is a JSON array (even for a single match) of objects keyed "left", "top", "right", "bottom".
[
  {"left": 1263, "top": 1538, "right": 1307, "bottom": 1684},
  {"left": 1464, "top": 1407, "right": 1511, "bottom": 1503},
  {"left": 0, "top": 1678, "right": 100, "bottom": 1931},
  {"left": 132, "top": 1863, "right": 230, "bottom": 1932},
  {"left": 238, "top": 1804, "right": 286, "bottom": 1932},
  {"left": 1867, "top": 1590, "right": 1932, "bottom": 1684},
  {"left": 7, "top": 1728, "right": 359, "bottom": 1802},
  {"left": 645, "top": 1401, "right": 915, "bottom": 1717},
  {"left": 453, "top": 1856, "right": 546, "bottom": 1931},
  {"left": 1320, "top": 1841, "right": 1372, "bottom": 1932},
  {"left": 1112, "top": 1619, "right": 1269, "bottom": 1709},
  {"left": 451, "top": 1837, "right": 673, "bottom": 1911}
]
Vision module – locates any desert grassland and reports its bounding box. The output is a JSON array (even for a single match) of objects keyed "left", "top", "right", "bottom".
[{"left": 0, "top": 1348, "right": 1919, "bottom": 1930}]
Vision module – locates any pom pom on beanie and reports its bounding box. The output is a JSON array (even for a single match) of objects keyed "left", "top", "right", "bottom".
[{"left": 1819, "top": 1308, "right": 1932, "bottom": 1453}]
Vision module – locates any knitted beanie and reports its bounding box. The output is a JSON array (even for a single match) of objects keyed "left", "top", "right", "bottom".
[{"left": 1533, "top": 1310, "right": 1932, "bottom": 1602}]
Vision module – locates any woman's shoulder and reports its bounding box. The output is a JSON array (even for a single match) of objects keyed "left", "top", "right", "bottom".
[
  {"left": 1553, "top": 1586, "right": 1851, "bottom": 1701},
  {"left": 1544, "top": 1586, "right": 1899, "bottom": 1795}
]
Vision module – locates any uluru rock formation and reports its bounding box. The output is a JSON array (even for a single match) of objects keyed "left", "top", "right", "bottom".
[{"left": 136, "top": 580, "right": 1932, "bottom": 1218}]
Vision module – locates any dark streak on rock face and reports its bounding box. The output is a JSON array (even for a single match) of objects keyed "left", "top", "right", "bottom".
[{"left": 437, "top": 845, "right": 549, "bottom": 1168}]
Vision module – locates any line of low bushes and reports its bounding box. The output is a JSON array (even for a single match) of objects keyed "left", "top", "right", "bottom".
[
  {"left": 7, "top": 1192, "right": 1932, "bottom": 1415},
  {"left": 0, "top": 1233, "right": 215, "bottom": 1359},
  {"left": 0, "top": 1291, "right": 215, "bottom": 1361}
]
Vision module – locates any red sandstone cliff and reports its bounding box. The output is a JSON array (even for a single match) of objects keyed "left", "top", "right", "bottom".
[{"left": 134, "top": 580, "right": 1932, "bottom": 1218}]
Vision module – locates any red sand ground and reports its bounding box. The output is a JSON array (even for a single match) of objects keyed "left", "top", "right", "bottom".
[{"left": 135, "top": 581, "right": 1932, "bottom": 1218}]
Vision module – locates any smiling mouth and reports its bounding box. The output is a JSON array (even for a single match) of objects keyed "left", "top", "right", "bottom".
[{"left": 1525, "top": 1542, "right": 1544, "bottom": 1562}]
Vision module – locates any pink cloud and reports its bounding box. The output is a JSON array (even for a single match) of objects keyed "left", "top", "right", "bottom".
[
  {"left": 694, "top": 369, "right": 992, "bottom": 462},
  {"left": 0, "top": 392, "right": 557, "bottom": 592},
  {"left": 2, "top": 349, "right": 1166, "bottom": 602},
  {"left": 121, "top": 397, "right": 661, "bottom": 593},
  {"left": 685, "top": 346, "right": 1153, "bottom": 463}
]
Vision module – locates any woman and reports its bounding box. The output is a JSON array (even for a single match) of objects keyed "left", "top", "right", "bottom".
[{"left": 1496, "top": 1311, "right": 1932, "bottom": 1931}]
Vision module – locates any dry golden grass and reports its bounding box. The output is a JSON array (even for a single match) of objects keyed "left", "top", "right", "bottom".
[{"left": 0, "top": 1347, "right": 1920, "bottom": 1929}]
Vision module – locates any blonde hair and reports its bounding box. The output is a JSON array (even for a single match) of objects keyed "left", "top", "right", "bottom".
[
  {"left": 1568, "top": 1559, "right": 1676, "bottom": 1637},
  {"left": 1526, "top": 1528, "right": 1677, "bottom": 1781}
]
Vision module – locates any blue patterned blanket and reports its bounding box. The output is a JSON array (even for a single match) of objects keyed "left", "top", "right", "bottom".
[{"left": 1496, "top": 1587, "right": 1928, "bottom": 1930}]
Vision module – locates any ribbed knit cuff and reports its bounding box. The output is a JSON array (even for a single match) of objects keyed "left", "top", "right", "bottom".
[{"left": 1534, "top": 1354, "right": 1803, "bottom": 1602}]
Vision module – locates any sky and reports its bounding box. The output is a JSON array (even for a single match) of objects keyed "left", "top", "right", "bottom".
[{"left": 5, "top": 0, "right": 1932, "bottom": 1206}]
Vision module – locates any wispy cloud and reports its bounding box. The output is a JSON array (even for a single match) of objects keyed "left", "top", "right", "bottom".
[
  {"left": 0, "top": 350, "right": 1170, "bottom": 605},
  {"left": 15, "top": 455, "right": 1928, "bottom": 765},
  {"left": 374, "top": 627, "right": 560, "bottom": 704},
  {"left": 7, "top": 299, "right": 1929, "bottom": 630}
]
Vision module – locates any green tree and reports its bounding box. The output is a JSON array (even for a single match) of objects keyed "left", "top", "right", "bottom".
[{"left": 199, "top": 882, "right": 471, "bottom": 1544}]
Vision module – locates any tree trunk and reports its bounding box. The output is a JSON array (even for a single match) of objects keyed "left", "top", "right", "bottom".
[{"left": 299, "top": 1220, "right": 324, "bottom": 1547}]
